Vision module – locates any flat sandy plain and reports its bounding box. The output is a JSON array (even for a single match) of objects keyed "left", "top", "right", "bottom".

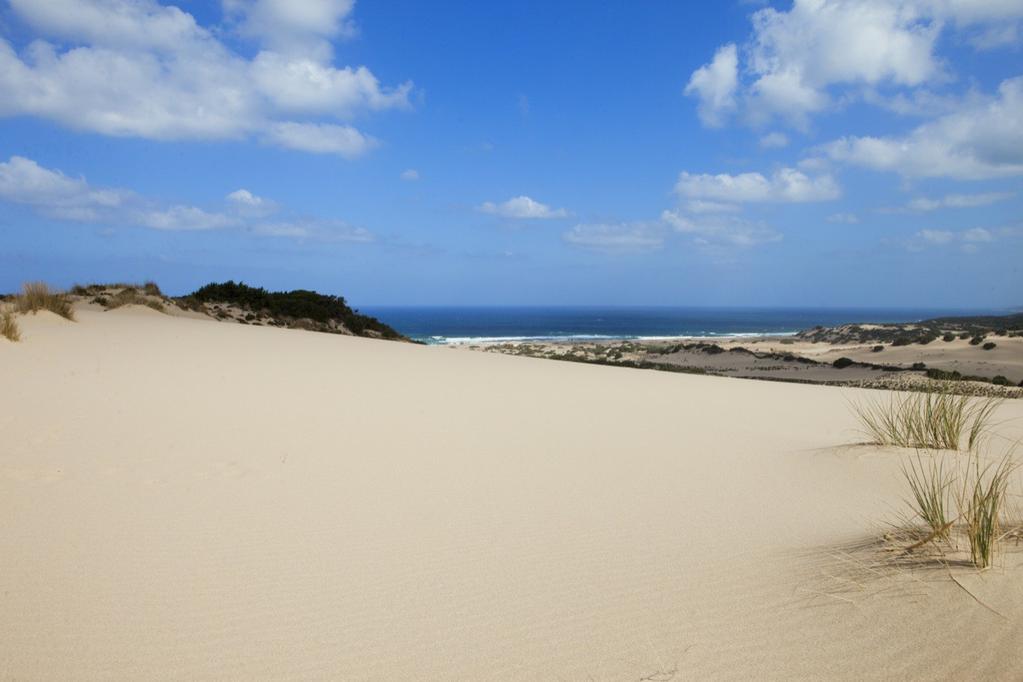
[{"left": 3, "top": 305, "right": 1023, "bottom": 680}]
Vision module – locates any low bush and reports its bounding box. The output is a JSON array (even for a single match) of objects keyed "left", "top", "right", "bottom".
[
  {"left": 832, "top": 357, "right": 855, "bottom": 369},
  {"left": 942, "top": 333, "right": 955, "bottom": 342},
  {"left": 982, "top": 342, "right": 996, "bottom": 350},
  {"left": 969, "top": 336, "right": 985, "bottom": 345},
  {"left": 872, "top": 345, "right": 884, "bottom": 352},
  {"left": 992, "top": 376, "right": 1010, "bottom": 386},
  {"left": 892, "top": 336, "right": 913, "bottom": 346}
]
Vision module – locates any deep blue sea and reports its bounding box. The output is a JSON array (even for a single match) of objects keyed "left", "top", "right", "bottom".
[{"left": 361, "top": 306, "right": 1003, "bottom": 345}]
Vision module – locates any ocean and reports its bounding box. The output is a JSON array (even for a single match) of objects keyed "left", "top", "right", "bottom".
[{"left": 360, "top": 306, "right": 1001, "bottom": 345}]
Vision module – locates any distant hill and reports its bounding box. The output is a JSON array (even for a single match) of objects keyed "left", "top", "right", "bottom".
[
  {"left": 797, "top": 311, "right": 1023, "bottom": 344},
  {"left": 178, "top": 281, "right": 406, "bottom": 340}
]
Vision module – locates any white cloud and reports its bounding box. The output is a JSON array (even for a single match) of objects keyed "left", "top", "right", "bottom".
[
  {"left": 0, "top": 0, "right": 411, "bottom": 157},
  {"left": 662, "top": 210, "right": 781, "bottom": 247},
  {"left": 684, "top": 43, "right": 738, "bottom": 127},
  {"left": 758, "top": 131, "right": 790, "bottom": 149},
  {"left": 918, "top": 228, "right": 955, "bottom": 243},
  {"left": 687, "top": 0, "right": 1023, "bottom": 128},
  {"left": 251, "top": 219, "right": 373, "bottom": 242},
  {"left": 479, "top": 195, "right": 569, "bottom": 219},
  {"left": 0, "top": 155, "right": 127, "bottom": 221},
  {"left": 685, "top": 200, "right": 741, "bottom": 214},
  {"left": 223, "top": 0, "right": 357, "bottom": 58},
  {"left": 914, "top": 225, "right": 999, "bottom": 250},
  {"left": 263, "top": 122, "right": 377, "bottom": 157},
  {"left": 905, "top": 191, "right": 1014, "bottom": 211},
  {"left": 562, "top": 223, "right": 663, "bottom": 251},
  {"left": 400, "top": 168, "right": 420, "bottom": 181},
  {"left": 674, "top": 167, "right": 840, "bottom": 203},
  {"left": 745, "top": 1, "right": 941, "bottom": 126},
  {"left": 822, "top": 76, "right": 1023, "bottom": 179},
  {"left": 0, "top": 154, "right": 369, "bottom": 240},
  {"left": 227, "top": 188, "right": 277, "bottom": 217},
  {"left": 250, "top": 52, "right": 411, "bottom": 115},
  {"left": 827, "top": 212, "right": 859, "bottom": 223},
  {"left": 963, "top": 227, "right": 993, "bottom": 242},
  {"left": 136, "top": 205, "right": 238, "bottom": 231}
]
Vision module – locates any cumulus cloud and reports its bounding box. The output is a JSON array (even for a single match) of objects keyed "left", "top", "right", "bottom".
[
  {"left": 562, "top": 223, "right": 663, "bottom": 251},
  {"left": 684, "top": 43, "right": 738, "bottom": 127},
  {"left": 479, "top": 195, "right": 570, "bottom": 219},
  {"left": 223, "top": 0, "right": 357, "bottom": 58},
  {"left": 822, "top": 76, "right": 1023, "bottom": 179},
  {"left": 0, "top": 154, "right": 370, "bottom": 240},
  {"left": 661, "top": 210, "right": 781, "bottom": 247},
  {"left": 674, "top": 167, "right": 840, "bottom": 203},
  {"left": 686, "top": 0, "right": 1023, "bottom": 128},
  {"left": 0, "top": 0, "right": 411, "bottom": 156}
]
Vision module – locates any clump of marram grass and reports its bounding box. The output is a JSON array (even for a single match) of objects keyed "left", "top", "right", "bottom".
[
  {"left": 1, "top": 309, "right": 20, "bottom": 341},
  {"left": 14, "top": 282, "right": 74, "bottom": 320},
  {"left": 955, "top": 451, "right": 1018, "bottom": 569},
  {"left": 101, "top": 287, "right": 165, "bottom": 312},
  {"left": 902, "top": 452, "right": 954, "bottom": 543},
  {"left": 851, "top": 387, "right": 1001, "bottom": 451}
]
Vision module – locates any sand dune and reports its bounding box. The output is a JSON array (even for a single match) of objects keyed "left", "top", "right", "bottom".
[{"left": 2, "top": 306, "right": 1022, "bottom": 680}]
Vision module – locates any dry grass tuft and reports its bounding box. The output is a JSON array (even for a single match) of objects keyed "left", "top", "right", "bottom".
[
  {"left": 852, "top": 387, "right": 1001, "bottom": 451},
  {"left": 902, "top": 452, "right": 954, "bottom": 543},
  {"left": 1, "top": 309, "right": 20, "bottom": 341},
  {"left": 14, "top": 282, "right": 74, "bottom": 320},
  {"left": 956, "top": 450, "right": 1018, "bottom": 569}
]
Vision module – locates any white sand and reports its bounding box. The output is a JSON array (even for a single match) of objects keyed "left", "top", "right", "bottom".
[{"left": 2, "top": 306, "right": 1023, "bottom": 680}]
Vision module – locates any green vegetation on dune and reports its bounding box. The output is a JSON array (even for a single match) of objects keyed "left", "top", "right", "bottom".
[{"left": 181, "top": 281, "right": 403, "bottom": 339}]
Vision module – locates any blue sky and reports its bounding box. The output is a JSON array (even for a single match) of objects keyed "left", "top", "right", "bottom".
[{"left": 0, "top": 0, "right": 1021, "bottom": 307}]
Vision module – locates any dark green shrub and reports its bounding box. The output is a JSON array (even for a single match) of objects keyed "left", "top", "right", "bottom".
[
  {"left": 959, "top": 332, "right": 971, "bottom": 340},
  {"left": 942, "top": 333, "right": 955, "bottom": 342},
  {"left": 872, "top": 345, "right": 884, "bottom": 352},
  {"left": 969, "top": 336, "right": 985, "bottom": 345},
  {"left": 992, "top": 376, "right": 1009, "bottom": 386},
  {"left": 183, "top": 280, "right": 402, "bottom": 339},
  {"left": 982, "top": 342, "right": 996, "bottom": 350},
  {"left": 892, "top": 336, "right": 912, "bottom": 346},
  {"left": 832, "top": 357, "right": 855, "bottom": 369},
  {"left": 912, "top": 362, "right": 927, "bottom": 370},
  {"left": 927, "top": 368, "right": 962, "bottom": 381}
]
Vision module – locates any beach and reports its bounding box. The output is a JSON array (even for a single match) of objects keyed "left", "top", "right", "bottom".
[{"left": 3, "top": 304, "right": 1023, "bottom": 680}]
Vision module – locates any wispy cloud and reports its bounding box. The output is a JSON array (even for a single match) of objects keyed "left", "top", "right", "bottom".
[
  {"left": 0, "top": 154, "right": 371, "bottom": 241},
  {"left": 562, "top": 223, "right": 663, "bottom": 251}
]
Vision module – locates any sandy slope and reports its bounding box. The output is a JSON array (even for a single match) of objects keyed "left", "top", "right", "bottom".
[{"left": 2, "top": 306, "right": 1022, "bottom": 680}]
